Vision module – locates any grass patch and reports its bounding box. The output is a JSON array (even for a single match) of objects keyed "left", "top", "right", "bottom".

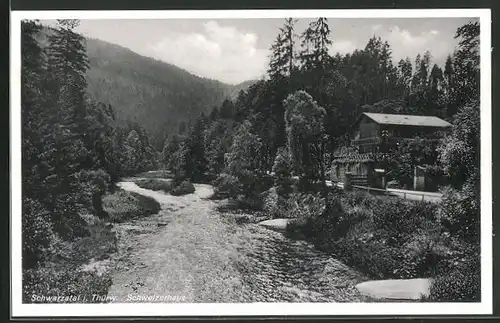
[
  {"left": 103, "top": 188, "right": 161, "bottom": 222},
  {"left": 135, "top": 170, "right": 173, "bottom": 179},
  {"left": 134, "top": 178, "right": 173, "bottom": 193},
  {"left": 170, "top": 180, "right": 195, "bottom": 196},
  {"left": 23, "top": 216, "right": 116, "bottom": 303},
  {"left": 134, "top": 177, "right": 196, "bottom": 197}
]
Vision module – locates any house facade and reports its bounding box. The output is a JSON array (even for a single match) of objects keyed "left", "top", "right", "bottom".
[{"left": 330, "top": 112, "right": 451, "bottom": 189}]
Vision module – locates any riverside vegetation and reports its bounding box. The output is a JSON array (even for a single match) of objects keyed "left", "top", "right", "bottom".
[{"left": 21, "top": 18, "right": 480, "bottom": 302}]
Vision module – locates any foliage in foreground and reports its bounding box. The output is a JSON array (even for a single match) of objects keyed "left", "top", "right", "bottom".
[
  {"left": 170, "top": 180, "right": 196, "bottom": 196},
  {"left": 427, "top": 244, "right": 480, "bottom": 302},
  {"left": 133, "top": 178, "right": 196, "bottom": 196},
  {"left": 23, "top": 188, "right": 161, "bottom": 303},
  {"left": 102, "top": 188, "right": 161, "bottom": 222},
  {"left": 285, "top": 190, "right": 480, "bottom": 301},
  {"left": 133, "top": 178, "right": 173, "bottom": 193}
]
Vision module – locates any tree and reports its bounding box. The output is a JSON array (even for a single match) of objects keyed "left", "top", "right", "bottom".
[
  {"left": 204, "top": 119, "right": 233, "bottom": 179},
  {"left": 223, "top": 121, "right": 264, "bottom": 208},
  {"left": 22, "top": 20, "right": 47, "bottom": 198},
  {"left": 284, "top": 91, "right": 327, "bottom": 192},
  {"left": 46, "top": 19, "right": 90, "bottom": 147},
  {"left": 438, "top": 101, "right": 480, "bottom": 242},
  {"left": 161, "top": 134, "right": 182, "bottom": 170},
  {"left": 123, "top": 129, "right": 143, "bottom": 174},
  {"left": 438, "top": 101, "right": 480, "bottom": 189},
  {"left": 175, "top": 116, "right": 208, "bottom": 182},
  {"left": 409, "top": 51, "right": 432, "bottom": 113},
  {"left": 453, "top": 21, "right": 480, "bottom": 110},
  {"left": 268, "top": 18, "right": 298, "bottom": 80},
  {"left": 299, "top": 17, "right": 332, "bottom": 71},
  {"left": 427, "top": 64, "right": 445, "bottom": 116},
  {"left": 397, "top": 57, "right": 413, "bottom": 102},
  {"left": 272, "top": 146, "right": 294, "bottom": 197}
]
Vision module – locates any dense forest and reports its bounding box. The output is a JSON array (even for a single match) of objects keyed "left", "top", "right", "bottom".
[
  {"left": 21, "top": 17, "right": 481, "bottom": 302},
  {"left": 34, "top": 28, "right": 256, "bottom": 149},
  {"left": 164, "top": 17, "right": 479, "bottom": 196}
]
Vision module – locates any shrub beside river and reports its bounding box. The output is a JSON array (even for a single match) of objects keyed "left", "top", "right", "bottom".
[
  {"left": 285, "top": 190, "right": 480, "bottom": 302},
  {"left": 134, "top": 178, "right": 195, "bottom": 196},
  {"left": 23, "top": 188, "right": 161, "bottom": 303}
]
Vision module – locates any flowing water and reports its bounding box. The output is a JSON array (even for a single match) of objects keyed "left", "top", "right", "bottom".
[{"left": 106, "top": 178, "right": 368, "bottom": 303}]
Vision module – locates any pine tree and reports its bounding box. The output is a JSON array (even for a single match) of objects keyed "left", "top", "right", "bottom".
[
  {"left": 284, "top": 90, "right": 327, "bottom": 192},
  {"left": 268, "top": 18, "right": 298, "bottom": 80},
  {"left": 224, "top": 121, "right": 264, "bottom": 208},
  {"left": 443, "top": 55, "right": 455, "bottom": 117},
  {"left": 299, "top": 18, "right": 332, "bottom": 70},
  {"left": 177, "top": 116, "right": 208, "bottom": 182},
  {"left": 21, "top": 20, "right": 46, "bottom": 198},
  {"left": 272, "top": 146, "right": 294, "bottom": 197},
  {"left": 397, "top": 57, "right": 413, "bottom": 102},
  {"left": 124, "top": 130, "right": 143, "bottom": 174},
  {"left": 453, "top": 21, "right": 480, "bottom": 109},
  {"left": 427, "top": 64, "right": 445, "bottom": 116},
  {"left": 46, "top": 20, "right": 90, "bottom": 139},
  {"left": 161, "top": 134, "right": 182, "bottom": 170}
]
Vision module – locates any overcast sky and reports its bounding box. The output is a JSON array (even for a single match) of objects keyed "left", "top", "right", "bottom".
[{"left": 44, "top": 18, "right": 477, "bottom": 85}]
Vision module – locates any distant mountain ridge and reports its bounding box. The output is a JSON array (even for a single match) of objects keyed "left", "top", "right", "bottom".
[
  {"left": 35, "top": 27, "right": 256, "bottom": 145},
  {"left": 84, "top": 37, "right": 256, "bottom": 142}
]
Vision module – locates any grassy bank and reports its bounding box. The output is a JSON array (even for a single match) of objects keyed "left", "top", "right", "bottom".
[
  {"left": 134, "top": 178, "right": 195, "bottom": 196},
  {"left": 135, "top": 170, "right": 173, "bottom": 179},
  {"left": 285, "top": 190, "right": 480, "bottom": 301},
  {"left": 23, "top": 189, "right": 161, "bottom": 303},
  {"left": 103, "top": 188, "right": 162, "bottom": 222}
]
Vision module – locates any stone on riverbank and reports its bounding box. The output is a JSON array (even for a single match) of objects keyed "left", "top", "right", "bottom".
[
  {"left": 355, "top": 278, "right": 431, "bottom": 300},
  {"left": 258, "top": 218, "right": 290, "bottom": 231}
]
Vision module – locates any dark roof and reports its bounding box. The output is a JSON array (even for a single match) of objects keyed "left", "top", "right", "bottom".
[{"left": 355, "top": 112, "right": 452, "bottom": 128}]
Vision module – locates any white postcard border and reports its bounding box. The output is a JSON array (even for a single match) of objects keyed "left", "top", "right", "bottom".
[{"left": 10, "top": 8, "right": 492, "bottom": 317}]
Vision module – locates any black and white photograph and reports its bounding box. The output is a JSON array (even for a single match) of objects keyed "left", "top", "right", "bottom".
[{"left": 10, "top": 8, "right": 492, "bottom": 317}]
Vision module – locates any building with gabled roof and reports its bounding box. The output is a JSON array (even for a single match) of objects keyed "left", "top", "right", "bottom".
[{"left": 330, "top": 112, "right": 451, "bottom": 190}]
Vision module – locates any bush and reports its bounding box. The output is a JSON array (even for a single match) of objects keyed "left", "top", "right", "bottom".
[
  {"left": 103, "top": 189, "right": 161, "bottom": 222},
  {"left": 262, "top": 187, "right": 290, "bottom": 219},
  {"left": 170, "top": 180, "right": 195, "bottom": 196},
  {"left": 370, "top": 198, "right": 438, "bottom": 243},
  {"left": 71, "top": 219, "right": 117, "bottom": 264},
  {"left": 286, "top": 189, "right": 454, "bottom": 281},
  {"left": 213, "top": 173, "right": 241, "bottom": 199},
  {"left": 428, "top": 245, "right": 480, "bottom": 301},
  {"left": 439, "top": 184, "right": 479, "bottom": 242},
  {"left": 23, "top": 266, "right": 112, "bottom": 303},
  {"left": 134, "top": 178, "right": 173, "bottom": 193},
  {"left": 51, "top": 194, "right": 91, "bottom": 240},
  {"left": 22, "top": 198, "right": 56, "bottom": 269}
]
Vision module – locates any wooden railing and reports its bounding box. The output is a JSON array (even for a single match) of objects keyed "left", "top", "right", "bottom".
[{"left": 351, "top": 185, "right": 443, "bottom": 203}]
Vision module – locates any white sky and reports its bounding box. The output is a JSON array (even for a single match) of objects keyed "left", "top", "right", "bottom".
[{"left": 43, "top": 17, "right": 476, "bottom": 84}]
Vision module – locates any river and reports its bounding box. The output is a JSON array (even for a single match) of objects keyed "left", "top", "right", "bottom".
[{"left": 106, "top": 178, "right": 369, "bottom": 303}]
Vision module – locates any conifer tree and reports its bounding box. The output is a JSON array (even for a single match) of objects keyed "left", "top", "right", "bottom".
[
  {"left": 284, "top": 91, "right": 327, "bottom": 192},
  {"left": 299, "top": 18, "right": 332, "bottom": 71},
  {"left": 46, "top": 20, "right": 90, "bottom": 139},
  {"left": 268, "top": 18, "right": 298, "bottom": 80}
]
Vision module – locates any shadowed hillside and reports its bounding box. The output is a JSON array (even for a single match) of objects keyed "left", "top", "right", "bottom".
[{"left": 35, "top": 28, "right": 255, "bottom": 147}]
